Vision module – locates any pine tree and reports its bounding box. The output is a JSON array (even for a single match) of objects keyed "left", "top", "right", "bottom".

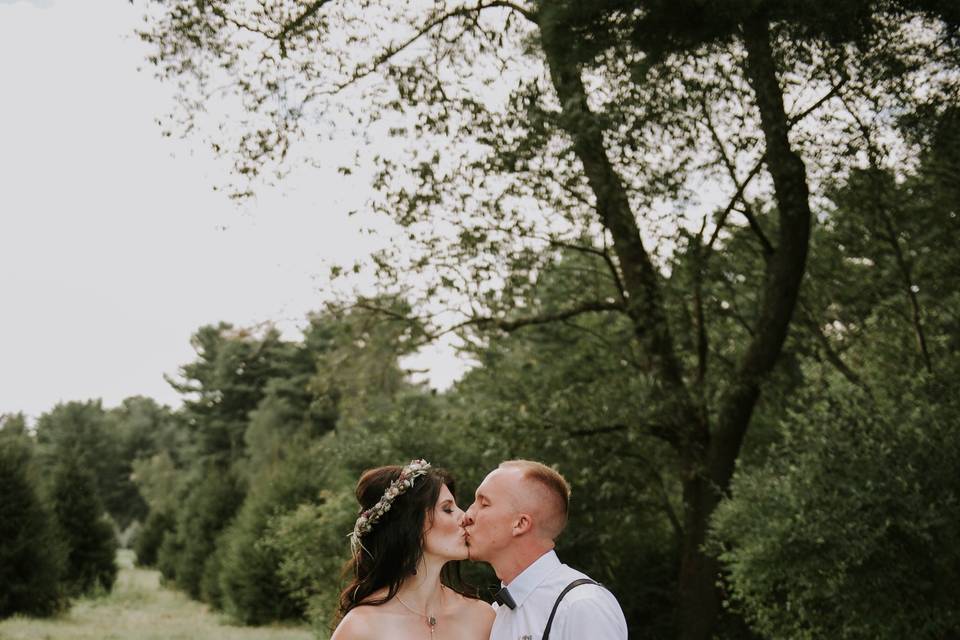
[
  {"left": 49, "top": 457, "right": 118, "bottom": 596},
  {"left": 134, "top": 508, "right": 174, "bottom": 567},
  {"left": 0, "top": 435, "right": 65, "bottom": 617}
]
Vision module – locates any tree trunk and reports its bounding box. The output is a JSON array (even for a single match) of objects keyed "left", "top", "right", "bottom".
[
  {"left": 538, "top": 7, "right": 812, "bottom": 640},
  {"left": 538, "top": 13, "right": 724, "bottom": 639},
  {"left": 677, "top": 12, "right": 815, "bottom": 640},
  {"left": 676, "top": 13, "right": 814, "bottom": 640},
  {"left": 537, "top": 11, "right": 704, "bottom": 450}
]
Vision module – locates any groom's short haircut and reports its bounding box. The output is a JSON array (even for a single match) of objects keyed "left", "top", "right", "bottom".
[{"left": 499, "top": 460, "right": 571, "bottom": 540}]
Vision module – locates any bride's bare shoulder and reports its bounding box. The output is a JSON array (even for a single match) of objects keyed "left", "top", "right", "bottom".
[
  {"left": 449, "top": 592, "right": 496, "bottom": 627},
  {"left": 330, "top": 606, "right": 382, "bottom": 640}
]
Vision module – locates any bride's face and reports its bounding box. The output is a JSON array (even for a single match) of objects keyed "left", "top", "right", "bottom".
[{"left": 422, "top": 484, "right": 469, "bottom": 561}]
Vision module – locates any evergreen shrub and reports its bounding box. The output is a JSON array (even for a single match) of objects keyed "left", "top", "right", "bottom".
[
  {"left": 49, "top": 457, "right": 118, "bottom": 597},
  {"left": 0, "top": 440, "right": 65, "bottom": 618}
]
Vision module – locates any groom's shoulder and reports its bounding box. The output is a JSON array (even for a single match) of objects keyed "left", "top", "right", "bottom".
[
  {"left": 553, "top": 561, "right": 597, "bottom": 585},
  {"left": 550, "top": 563, "right": 622, "bottom": 606},
  {"left": 548, "top": 563, "right": 627, "bottom": 632}
]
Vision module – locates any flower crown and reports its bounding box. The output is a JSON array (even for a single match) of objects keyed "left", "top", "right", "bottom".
[{"left": 349, "top": 459, "right": 432, "bottom": 558}]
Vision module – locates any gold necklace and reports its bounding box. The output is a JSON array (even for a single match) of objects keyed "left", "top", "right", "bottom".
[{"left": 395, "top": 593, "right": 437, "bottom": 638}]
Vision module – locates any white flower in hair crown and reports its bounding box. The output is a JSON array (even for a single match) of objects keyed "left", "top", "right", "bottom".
[{"left": 349, "top": 459, "right": 432, "bottom": 557}]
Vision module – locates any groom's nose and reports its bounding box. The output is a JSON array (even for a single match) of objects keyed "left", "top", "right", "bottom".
[{"left": 459, "top": 508, "right": 474, "bottom": 528}]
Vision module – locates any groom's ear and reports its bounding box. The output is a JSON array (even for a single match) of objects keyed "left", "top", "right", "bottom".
[{"left": 512, "top": 513, "right": 534, "bottom": 536}]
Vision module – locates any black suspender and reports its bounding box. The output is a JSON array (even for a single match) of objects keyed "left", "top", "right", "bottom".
[{"left": 542, "top": 578, "right": 600, "bottom": 640}]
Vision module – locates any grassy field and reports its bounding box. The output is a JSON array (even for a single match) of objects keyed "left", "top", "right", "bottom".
[{"left": 0, "top": 551, "right": 317, "bottom": 640}]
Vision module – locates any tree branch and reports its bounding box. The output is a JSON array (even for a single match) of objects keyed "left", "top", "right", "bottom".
[
  {"left": 276, "top": 0, "right": 335, "bottom": 56},
  {"left": 462, "top": 300, "right": 624, "bottom": 333},
  {"left": 705, "top": 157, "right": 767, "bottom": 255},
  {"left": 798, "top": 301, "right": 870, "bottom": 393},
  {"left": 838, "top": 94, "right": 934, "bottom": 373},
  {"left": 787, "top": 75, "right": 848, "bottom": 127},
  {"left": 548, "top": 239, "right": 628, "bottom": 302},
  {"left": 734, "top": 204, "right": 775, "bottom": 257},
  {"left": 698, "top": 97, "right": 773, "bottom": 257},
  {"left": 538, "top": 7, "right": 703, "bottom": 451},
  {"left": 692, "top": 222, "right": 708, "bottom": 388},
  {"left": 309, "top": 1, "right": 536, "bottom": 95},
  {"left": 481, "top": 0, "right": 538, "bottom": 22},
  {"left": 557, "top": 318, "right": 645, "bottom": 371},
  {"left": 350, "top": 299, "right": 625, "bottom": 343}
]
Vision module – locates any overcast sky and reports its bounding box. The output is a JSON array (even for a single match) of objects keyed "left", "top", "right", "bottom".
[{"left": 0, "top": 0, "right": 463, "bottom": 419}]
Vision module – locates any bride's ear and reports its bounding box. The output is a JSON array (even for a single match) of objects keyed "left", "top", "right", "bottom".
[{"left": 512, "top": 513, "right": 533, "bottom": 536}]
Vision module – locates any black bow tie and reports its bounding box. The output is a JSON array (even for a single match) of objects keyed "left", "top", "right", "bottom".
[{"left": 494, "top": 586, "right": 516, "bottom": 610}]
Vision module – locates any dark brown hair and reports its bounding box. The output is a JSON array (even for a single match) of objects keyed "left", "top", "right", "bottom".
[{"left": 334, "top": 464, "right": 468, "bottom": 625}]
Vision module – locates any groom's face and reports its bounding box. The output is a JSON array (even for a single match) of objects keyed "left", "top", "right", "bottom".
[{"left": 460, "top": 467, "right": 521, "bottom": 563}]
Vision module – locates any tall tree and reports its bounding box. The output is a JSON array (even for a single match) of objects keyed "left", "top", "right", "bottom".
[
  {"left": 168, "top": 323, "right": 304, "bottom": 464},
  {"left": 138, "top": 1, "right": 958, "bottom": 636},
  {"left": 35, "top": 401, "right": 140, "bottom": 529},
  {"left": 0, "top": 423, "right": 65, "bottom": 618},
  {"left": 48, "top": 457, "right": 118, "bottom": 596}
]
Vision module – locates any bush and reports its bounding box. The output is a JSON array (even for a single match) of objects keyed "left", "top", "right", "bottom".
[
  {"left": 134, "top": 509, "right": 174, "bottom": 567},
  {"left": 156, "top": 525, "right": 182, "bottom": 584},
  {"left": 260, "top": 489, "right": 357, "bottom": 631},
  {"left": 0, "top": 439, "right": 65, "bottom": 618},
  {"left": 711, "top": 373, "right": 960, "bottom": 640},
  {"left": 217, "top": 444, "right": 343, "bottom": 624},
  {"left": 158, "top": 466, "right": 245, "bottom": 599}
]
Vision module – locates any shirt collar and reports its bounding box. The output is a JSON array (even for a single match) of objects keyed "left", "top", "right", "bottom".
[{"left": 502, "top": 550, "right": 561, "bottom": 610}]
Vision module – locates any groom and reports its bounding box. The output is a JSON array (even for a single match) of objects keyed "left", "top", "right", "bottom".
[{"left": 460, "top": 460, "right": 628, "bottom": 639}]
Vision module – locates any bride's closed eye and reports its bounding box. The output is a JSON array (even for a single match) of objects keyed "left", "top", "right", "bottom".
[{"left": 439, "top": 499, "right": 457, "bottom": 514}]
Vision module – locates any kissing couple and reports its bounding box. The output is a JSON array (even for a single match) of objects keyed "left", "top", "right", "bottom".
[{"left": 331, "top": 458, "right": 628, "bottom": 640}]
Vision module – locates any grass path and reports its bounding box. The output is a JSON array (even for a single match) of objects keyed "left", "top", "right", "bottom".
[{"left": 0, "top": 551, "right": 317, "bottom": 640}]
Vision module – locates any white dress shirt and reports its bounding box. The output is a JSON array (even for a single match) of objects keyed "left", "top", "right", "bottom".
[{"left": 490, "top": 550, "right": 628, "bottom": 640}]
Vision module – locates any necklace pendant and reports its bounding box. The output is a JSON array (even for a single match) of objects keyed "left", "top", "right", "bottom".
[{"left": 428, "top": 616, "right": 437, "bottom": 627}]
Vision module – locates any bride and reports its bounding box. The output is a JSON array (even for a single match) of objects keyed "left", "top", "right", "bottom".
[{"left": 331, "top": 459, "right": 495, "bottom": 640}]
